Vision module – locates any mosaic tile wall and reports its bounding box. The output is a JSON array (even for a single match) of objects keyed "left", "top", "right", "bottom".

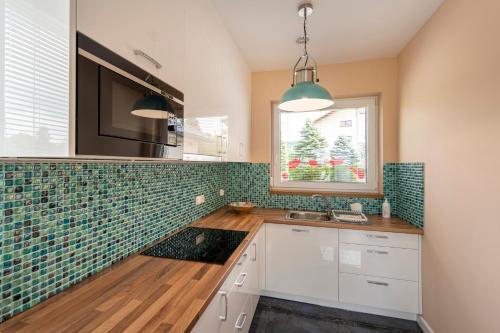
[
  {"left": 0, "top": 161, "right": 229, "bottom": 322},
  {"left": 226, "top": 163, "right": 385, "bottom": 214},
  {"left": 384, "top": 163, "right": 425, "bottom": 228},
  {"left": 0, "top": 160, "right": 424, "bottom": 322},
  {"left": 227, "top": 163, "right": 424, "bottom": 228}
]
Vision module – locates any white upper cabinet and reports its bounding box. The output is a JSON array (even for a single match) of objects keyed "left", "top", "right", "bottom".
[
  {"left": 0, "top": 0, "right": 71, "bottom": 157},
  {"left": 77, "top": 0, "right": 250, "bottom": 162}
]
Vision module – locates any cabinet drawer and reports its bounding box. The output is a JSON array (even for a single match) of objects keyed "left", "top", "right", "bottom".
[
  {"left": 339, "top": 273, "right": 419, "bottom": 313},
  {"left": 339, "top": 243, "right": 419, "bottom": 281},
  {"left": 232, "top": 297, "right": 252, "bottom": 333},
  {"left": 339, "top": 229, "right": 419, "bottom": 249}
]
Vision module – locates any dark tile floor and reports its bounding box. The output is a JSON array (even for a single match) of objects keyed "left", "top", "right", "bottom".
[{"left": 249, "top": 297, "right": 423, "bottom": 333}]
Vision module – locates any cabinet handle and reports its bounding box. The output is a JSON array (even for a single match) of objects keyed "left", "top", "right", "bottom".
[
  {"left": 292, "top": 228, "right": 309, "bottom": 233},
  {"left": 367, "top": 280, "right": 389, "bottom": 287},
  {"left": 252, "top": 243, "right": 257, "bottom": 261},
  {"left": 367, "top": 249, "right": 389, "bottom": 255},
  {"left": 218, "top": 291, "right": 228, "bottom": 321},
  {"left": 133, "top": 49, "right": 162, "bottom": 69},
  {"left": 235, "top": 312, "right": 247, "bottom": 330},
  {"left": 366, "top": 234, "right": 388, "bottom": 239},
  {"left": 237, "top": 253, "right": 248, "bottom": 266},
  {"left": 234, "top": 273, "right": 247, "bottom": 287}
]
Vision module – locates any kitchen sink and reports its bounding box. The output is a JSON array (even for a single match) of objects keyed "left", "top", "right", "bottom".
[{"left": 285, "top": 210, "right": 331, "bottom": 222}]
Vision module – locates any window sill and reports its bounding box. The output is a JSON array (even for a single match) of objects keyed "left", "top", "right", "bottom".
[{"left": 270, "top": 187, "right": 384, "bottom": 198}]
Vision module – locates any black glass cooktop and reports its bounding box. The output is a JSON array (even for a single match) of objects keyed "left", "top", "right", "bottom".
[{"left": 141, "top": 227, "right": 248, "bottom": 265}]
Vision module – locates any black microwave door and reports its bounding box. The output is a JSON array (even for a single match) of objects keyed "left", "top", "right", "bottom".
[{"left": 99, "top": 66, "right": 172, "bottom": 145}]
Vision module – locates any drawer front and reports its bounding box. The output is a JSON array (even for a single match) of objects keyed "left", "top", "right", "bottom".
[
  {"left": 232, "top": 297, "right": 252, "bottom": 333},
  {"left": 339, "top": 273, "right": 419, "bottom": 313},
  {"left": 339, "top": 229, "right": 419, "bottom": 249},
  {"left": 339, "top": 243, "right": 419, "bottom": 281}
]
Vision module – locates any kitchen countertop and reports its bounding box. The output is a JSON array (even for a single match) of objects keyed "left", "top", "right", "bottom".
[{"left": 0, "top": 208, "right": 422, "bottom": 333}]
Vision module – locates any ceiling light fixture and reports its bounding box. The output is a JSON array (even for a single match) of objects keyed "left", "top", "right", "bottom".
[{"left": 279, "top": 2, "right": 334, "bottom": 112}]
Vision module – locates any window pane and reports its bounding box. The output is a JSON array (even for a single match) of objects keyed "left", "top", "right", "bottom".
[{"left": 280, "top": 107, "right": 367, "bottom": 184}]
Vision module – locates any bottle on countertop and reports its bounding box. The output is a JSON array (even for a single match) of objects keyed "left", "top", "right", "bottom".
[{"left": 382, "top": 198, "right": 391, "bottom": 218}]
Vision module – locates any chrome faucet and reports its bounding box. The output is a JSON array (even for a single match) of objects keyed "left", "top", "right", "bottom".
[{"left": 312, "top": 194, "right": 332, "bottom": 219}]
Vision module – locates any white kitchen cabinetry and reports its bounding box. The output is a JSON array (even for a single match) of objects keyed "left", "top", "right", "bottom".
[
  {"left": 338, "top": 229, "right": 420, "bottom": 314},
  {"left": 0, "top": 0, "right": 72, "bottom": 157},
  {"left": 339, "top": 273, "right": 419, "bottom": 314},
  {"left": 77, "top": 0, "right": 250, "bottom": 162},
  {"left": 191, "top": 227, "right": 263, "bottom": 333},
  {"left": 265, "top": 224, "right": 339, "bottom": 302}
]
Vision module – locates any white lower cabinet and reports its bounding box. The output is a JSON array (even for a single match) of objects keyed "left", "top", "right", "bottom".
[
  {"left": 193, "top": 224, "right": 421, "bottom": 332},
  {"left": 339, "top": 273, "right": 419, "bottom": 313},
  {"left": 339, "top": 229, "right": 420, "bottom": 315},
  {"left": 265, "top": 224, "right": 339, "bottom": 301},
  {"left": 191, "top": 227, "right": 264, "bottom": 333}
]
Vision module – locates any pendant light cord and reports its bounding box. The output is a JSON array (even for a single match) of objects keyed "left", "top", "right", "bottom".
[{"left": 303, "top": 7, "right": 309, "bottom": 67}]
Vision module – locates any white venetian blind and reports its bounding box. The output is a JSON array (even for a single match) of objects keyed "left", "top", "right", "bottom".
[{"left": 0, "top": 0, "right": 69, "bottom": 156}]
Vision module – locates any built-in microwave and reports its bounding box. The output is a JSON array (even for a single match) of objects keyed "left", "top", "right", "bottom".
[{"left": 76, "top": 32, "right": 183, "bottom": 159}]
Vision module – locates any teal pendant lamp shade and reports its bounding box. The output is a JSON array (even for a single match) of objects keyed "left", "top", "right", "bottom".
[
  {"left": 131, "top": 94, "right": 174, "bottom": 119},
  {"left": 279, "top": 81, "right": 333, "bottom": 112},
  {"left": 279, "top": 2, "right": 334, "bottom": 112}
]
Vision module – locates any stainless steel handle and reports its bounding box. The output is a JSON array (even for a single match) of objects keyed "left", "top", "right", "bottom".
[
  {"left": 235, "top": 312, "right": 247, "bottom": 330},
  {"left": 237, "top": 253, "right": 248, "bottom": 266},
  {"left": 367, "top": 280, "right": 389, "bottom": 286},
  {"left": 219, "top": 291, "right": 228, "bottom": 321},
  {"left": 252, "top": 243, "right": 257, "bottom": 262},
  {"left": 366, "top": 234, "right": 389, "bottom": 239},
  {"left": 292, "top": 228, "right": 309, "bottom": 233},
  {"left": 367, "top": 249, "right": 389, "bottom": 255},
  {"left": 134, "top": 49, "right": 162, "bottom": 69},
  {"left": 234, "top": 273, "right": 247, "bottom": 287}
]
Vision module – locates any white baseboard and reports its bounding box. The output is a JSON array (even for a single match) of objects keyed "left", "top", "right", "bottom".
[{"left": 417, "top": 315, "right": 434, "bottom": 333}]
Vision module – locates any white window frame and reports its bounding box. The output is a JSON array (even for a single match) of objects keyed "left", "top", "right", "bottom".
[{"left": 271, "top": 96, "right": 379, "bottom": 193}]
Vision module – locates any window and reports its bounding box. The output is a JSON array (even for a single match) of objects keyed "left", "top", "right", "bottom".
[
  {"left": 272, "top": 96, "right": 378, "bottom": 193},
  {"left": 339, "top": 120, "right": 352, "bottom": 127}
]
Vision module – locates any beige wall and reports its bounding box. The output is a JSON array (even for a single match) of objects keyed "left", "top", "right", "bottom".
[
  {"left": 250, "top": 58, "right": 399, "bottom": 169},
  {"left": 398, "top": 0, "right": 500, "bottom": 332}
]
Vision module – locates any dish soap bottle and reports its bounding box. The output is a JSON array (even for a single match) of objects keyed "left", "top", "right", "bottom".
[{"left": 382, "top": 199, "right": 391, "bottom": 218}]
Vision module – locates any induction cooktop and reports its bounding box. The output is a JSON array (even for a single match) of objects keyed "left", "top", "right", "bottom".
[{"left": 141, "top": 227, "right": 248, "bottom": 265}]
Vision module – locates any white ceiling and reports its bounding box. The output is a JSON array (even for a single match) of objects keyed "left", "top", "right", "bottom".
[{"left": 212, "top": 0, "right": 443, "bottom": 71}]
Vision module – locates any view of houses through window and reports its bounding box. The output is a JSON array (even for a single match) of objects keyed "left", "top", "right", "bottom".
[{"left": 273, "top": 96, "right": 378, "bottom": 191}]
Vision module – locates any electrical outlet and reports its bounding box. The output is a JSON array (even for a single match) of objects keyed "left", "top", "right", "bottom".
[
  {"left": 195, "top": 195, "right": 205, "bottom": 205},
  {"left": 219, "top": 189, "right": 225, "bottom": 196}
]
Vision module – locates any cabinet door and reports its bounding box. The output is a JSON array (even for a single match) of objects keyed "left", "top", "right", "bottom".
[
  {"left": 266, "top": 224, "right": 339, "bottom": 301},
  {"left": 0, "top": 0, "right": 71, "bottom": 157},
  {"left": 183, "top": 116, "right": 228, "bottom": 161}
]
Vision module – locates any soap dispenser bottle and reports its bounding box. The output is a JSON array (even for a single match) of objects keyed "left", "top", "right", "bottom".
[{"left": 382, "top": 199, "right": 391, "bottom": 218}]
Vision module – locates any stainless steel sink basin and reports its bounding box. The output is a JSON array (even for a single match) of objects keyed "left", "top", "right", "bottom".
[{"left": 285, "top": 210, "right": 331, "bottom": 222}]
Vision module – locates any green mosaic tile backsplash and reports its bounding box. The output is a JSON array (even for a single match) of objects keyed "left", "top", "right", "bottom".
[
  {"left": 0, "top": 160, "right": 423, "bottom": 322},
  {"left": 0, "top": 161, "right": 228, "bottom": 321},
  {"left": 384, "top": 163, "right": 425, "bottom": 229},
  {"left": 226, "top": 163, "right": 385, "bottom": 214}
]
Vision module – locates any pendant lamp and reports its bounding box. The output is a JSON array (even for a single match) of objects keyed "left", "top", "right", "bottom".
[{"left": 279, "top": 3, "right": 334, "bottom": 112}]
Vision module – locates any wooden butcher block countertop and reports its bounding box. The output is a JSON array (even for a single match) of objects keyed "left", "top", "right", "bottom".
[{"left": 0, "top": 208, "right": 422, "bottom": 333}]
